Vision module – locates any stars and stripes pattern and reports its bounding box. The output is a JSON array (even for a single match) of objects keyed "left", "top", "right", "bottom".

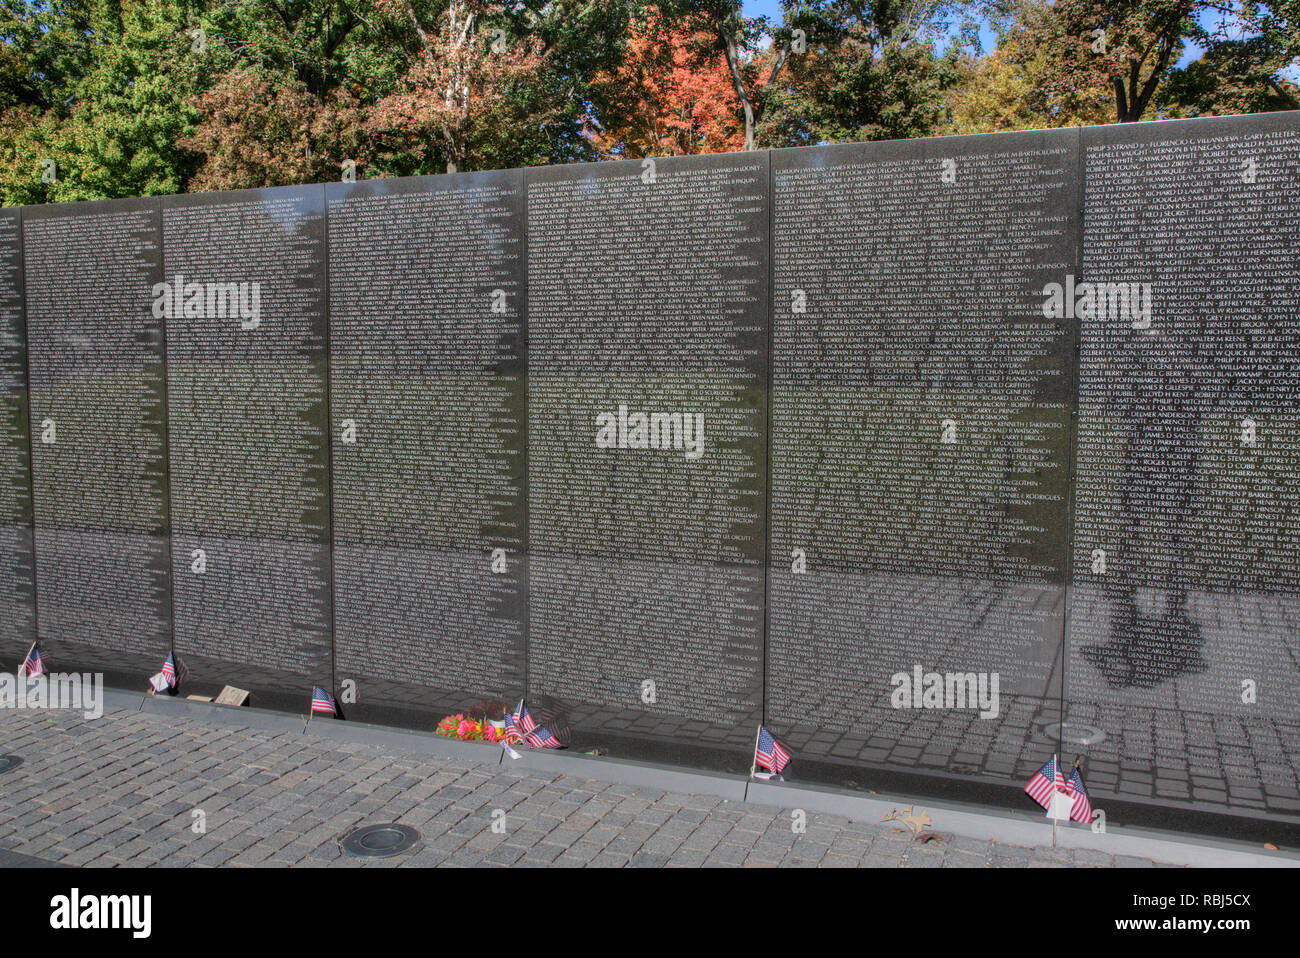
[
  {"left": 161, "top": 652, "right": 188, "bottom": 690},
  {"left": 310, "top": 686, "right": 338, "bottom": 715},
  {"left": 503, "top": 701, "right": 524, "bottom": 744},
  {"left": 19, "top": 643, "right": 43, "bottom": 678},
  {"left": 755, "top": 725, "right": 791, "bottom": 773},
  {"left": 507, "top": 700, "right": 564, "bottom": 749},
  {"left": 524, "top": 724, "right": 564, "bottom": 749},
  {"left": 515, "top": 700, "right": 538, "bottom": 735},
  {"left": 1024, "top": 754, "right": 1064, "bottom": 809},
  {"left": 1067, "top": 765, "right": 1092, "bottom": 824}
]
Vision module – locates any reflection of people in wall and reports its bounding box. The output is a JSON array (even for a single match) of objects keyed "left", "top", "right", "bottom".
[{"left": 1081, "top": 323, "right": 1213, "bottom": 689}]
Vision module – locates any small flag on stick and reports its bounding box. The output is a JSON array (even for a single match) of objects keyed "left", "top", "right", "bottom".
[
  {"left": 525, "top": 725, "right": 563, "bottom": 749},
  {"left": 18, "top": 643, "right": 43, "bottom": 678},
  {"left": 161, "top": 652, "right": 188, "bottom": 690},
  {"left": 310, "top": 686, "right": 338, "bottom": 716},
  {"left": 508, "top": 699, "right": 564, "bottom": 749},
  {"left": 754, "top": 725, "right": 791, "bottom": 774},
  {"left": 149, "top": 652, "right": 189, "bottom": 694},
  {"left": 1024, "top": 754, "right": 1064, "bottom": 810},
  {"left": 515, "top": 699, "right": 537, "bottom": 735},
  {"left": 1067, "top": 761, "right": 1092, "bottom": 824},
  {"left": 504, "top": 700, "right": 524, "bottom": 744}
]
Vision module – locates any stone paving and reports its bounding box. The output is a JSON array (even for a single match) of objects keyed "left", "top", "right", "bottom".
[{"left": 0, "top": 704, "right": 1181, "bottom": 867}]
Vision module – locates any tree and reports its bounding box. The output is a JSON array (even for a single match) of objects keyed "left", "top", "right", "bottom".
[
  {"left": 192, "top": 0, "right": 634, "bottom": 178},
  {"left": 760, "top": 0, "right": 963, "bottom": 146},
  {"left": 945, "top": 2, "right": 1114, "bottom": 133},
  {"left": 0, "top": 0, "right": 202, "bottom": 204},
  {"left": 0, "top": 0, "right": 635, "bottom": 196},
  {"left": 1160, "top": 1, "right": 1300, "bottom": 114},
  {"left": 1015, "top": 0, "right": 1198, "bottom": 123},
  {"left": 174, "top": 0, "right": 371, "bottom": 190},
  {"left": 944, "top": 45, "right": 1112, "bottom": 134},
  {"left": 655, "top": 0, "right": 800, "bottom": 150},
  {"left": 176, "top": 69, "right": 364, "bottom": 191},
  {"left": 0, "top": 0, "right": 99, "bottom": 112},
  {"left": 355, "top": 0, "right": 543, "bottom": 174},
  {"left": 1012, "top": 0, "right": 1300, "bottom": 123},
  {"left": 588, "top": 11, "right": 745, "bottom": 155}
]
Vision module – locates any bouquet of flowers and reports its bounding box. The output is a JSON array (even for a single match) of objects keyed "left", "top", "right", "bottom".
[{"left": 436, "top": 712, "right": 509, "bottom": 743}]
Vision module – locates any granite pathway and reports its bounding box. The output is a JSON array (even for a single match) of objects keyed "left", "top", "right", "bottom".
[{"left": 0, "top": 705, "right": 1179, "bottom": 868}]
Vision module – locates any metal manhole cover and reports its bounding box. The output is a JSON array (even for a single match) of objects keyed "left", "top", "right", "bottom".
[
  {"left": 340, "top": 823, "right": 420, "bottom": 858},
  {"left": 1044, "top": 722, "right": 1107, "bottom": 746},
  {"left": 0, "top": 755, "right": 22, "bottom": 774}
]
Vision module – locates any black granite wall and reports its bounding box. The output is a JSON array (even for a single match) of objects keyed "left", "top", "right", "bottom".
[{"left": 4, "top": 112, "right": 1296, "bottom": 827}]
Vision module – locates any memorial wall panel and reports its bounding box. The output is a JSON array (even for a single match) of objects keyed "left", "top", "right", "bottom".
[
  {"left": 1068, "top": 113, "right": 1300, "bottom": 821},
  {"left": 5, "top": 110, "right": 1295, "bottom": 830},
  {"left": 327, "top": 172, "right": 526, "bottom": 725},
  {"left": 163, "top": 186, "right": 331, "bottom": 705},
  {"left": 525, "top": 154, "right": 768, "bottom": 761},
  {"left": 0, "top": 208, "right": 35, "bottom": 663},
  {"left": 23, "top": 198, "right": 170, "bottom": 677},
  {"left": 767, "top": 130, "right": 1079, "bottom": 789}
]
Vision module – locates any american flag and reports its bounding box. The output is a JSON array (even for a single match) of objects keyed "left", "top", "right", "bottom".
[
  {"left": 1025, "top": 754, "right": 1064, "bottom": 809},
  {"left": 516, "top": 700, "right": 539, "bottom": 735},
  {"left": 524, "top": 724, "right": 564, "bottom": 749},
  {"left": 1067, "top": 765, "right": 1092, "bottom": 824},
  {"left": 161, "top": 652, "right": 188, "bottom": 690},
  {"left": 19, "top": 643, "right": 42, "bottom": 678},
  {"left": 310, "top": 686, "right": 337, "bottom": 715},
  {"left": 503, "top": 702, "right": 523, "bottom": 744},
  {"left": 755, "top": 725, "right": 791, "bottom": 773},
  {"left": 505, "top": 699, "right": 563, "bottom": 749}
]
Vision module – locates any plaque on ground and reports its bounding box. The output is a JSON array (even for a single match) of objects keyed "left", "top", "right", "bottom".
[
  {"left": 213, "top": 685, "right": 250, "bottom": 707},
  {"left": 23, "top": 198, "right": 171, "bottom": 678},
  {"left": 1067, "top": 112, "right": 1300, "bottom": 821},
  {"left": 327, "top": 171, "right": 526, "bottom": 725},
  {"left": 525, "top": 153, "right": 768, "bottom": 762},
  {"left": 163, "top": 186, "right": 332, "bottom": 705},
  {"left": 0, "top": 208, "right": 35, "bottom": 664},
  {"left": 767, "top": 129, "right": 1079, "bottom": 789}
]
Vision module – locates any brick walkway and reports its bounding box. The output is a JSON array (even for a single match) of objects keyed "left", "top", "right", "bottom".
[{"left": 0, "top": 705, "right": 1179, "bottom": 867}]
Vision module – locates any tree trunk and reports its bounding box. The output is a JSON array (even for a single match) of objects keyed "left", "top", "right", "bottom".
[
  {"left": 718, "top": 27, "right": 758, "bottom": 150},
  {"left": 1270, "top": 79, "right": 1300, "bottom": 110},
  {"left": 715, "top": 21, "right": 790, "bottom": 151}
]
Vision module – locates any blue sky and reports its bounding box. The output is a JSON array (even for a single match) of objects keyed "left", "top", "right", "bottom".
[
  {"left": 741, "top": 1, "right": 1002, "bottom": 54},
  {"left": 738, "top": 2, "right": 1205, "bottom": 67}
]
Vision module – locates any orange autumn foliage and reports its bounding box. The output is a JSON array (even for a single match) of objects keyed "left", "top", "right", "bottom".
[{"left": 590, "top": 15, "right": 745, "bottom": 158}]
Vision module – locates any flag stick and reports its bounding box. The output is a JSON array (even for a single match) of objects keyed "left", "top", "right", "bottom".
[
  {"left": 303, "top": 710, "right": 312, "bottom": 734},
  {"left": 749, "top": 723, "right": 762, "bottom": 779},
  {"left": 1051, "top": 753, "right": 1060, "bottom": 846}
]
